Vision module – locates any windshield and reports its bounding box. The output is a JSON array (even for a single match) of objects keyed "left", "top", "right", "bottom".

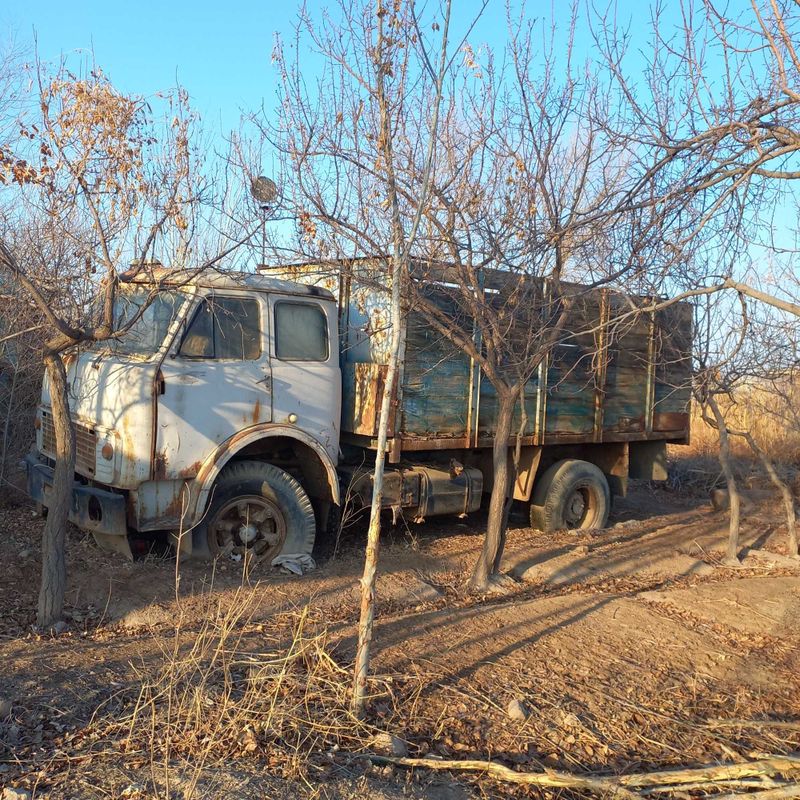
[{"left": 100, "top": 287, "right": 188, "bottom": 356}]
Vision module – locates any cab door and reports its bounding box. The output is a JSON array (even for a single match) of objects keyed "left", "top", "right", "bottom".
[
  {"left": 156, "top": 292, "right": 272, "bottom": 477},
  {"left": 268, "top": 295, "right": 341, "bottom": 463}
]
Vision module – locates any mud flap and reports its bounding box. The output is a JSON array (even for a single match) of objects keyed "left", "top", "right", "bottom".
[
  {"left": 629, "top": 440, "right": 668, "bottom": 481},
  {"left": 169, "top": 529, "right": 194, "bottom": 561},
  {"left": 91, "top": 531, "right": 134, "bottom": 561}
]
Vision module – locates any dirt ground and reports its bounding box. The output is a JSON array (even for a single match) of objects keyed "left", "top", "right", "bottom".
[{"left": 1, "top": 479, "right": 799, "bottom": 799}]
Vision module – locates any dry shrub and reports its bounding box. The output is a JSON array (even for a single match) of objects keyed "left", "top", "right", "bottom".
[
  {"left": 0, "top": 294, "right": 44, "bottom": 503},
  {"left": 686, "top": 381, "right": 800, "bottom": 463},
  {"left": 91, "top": 587, "right": 405, "bottom": 798},
  {"left": 670, "top": 381, "right": 800, "bottom": 495}
]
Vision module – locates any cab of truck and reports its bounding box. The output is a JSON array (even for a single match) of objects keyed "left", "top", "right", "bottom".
[{"left": 25, "top": 269, "right": 342, "bottom": 566}]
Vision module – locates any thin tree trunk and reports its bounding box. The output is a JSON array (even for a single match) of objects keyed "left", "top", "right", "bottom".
[
  {"left": 351, "top": 5, "right": 405, "bottom": 716},
  {"left": 497, "top": 384, "right": 528, "bottom": 571},
  {"left": 740, "top": 431, "right": 798, "bottom": 558},
  {"left": 350, "top": 0, "right": 452, "bottom": 717},
  {"left": 707, "top": 394, "right": 741, "bottom": 566},
  {"left": 469, "top": 388, "right": 516, "bottom": 591},
  {"left": 351, "top": 258, "right": 403, "bottom": 715},
  {"left": 37, "top": 352, "right": 74, "bottom": 627}
]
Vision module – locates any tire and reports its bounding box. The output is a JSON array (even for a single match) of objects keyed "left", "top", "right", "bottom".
[
  {"left": 529, "top": 459, "right": 610, "bottom": 532},
  {"left": 195, "top": 460, "right": 316, "bottom": 566}
]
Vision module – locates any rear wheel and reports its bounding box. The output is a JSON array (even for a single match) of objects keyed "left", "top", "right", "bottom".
[
  {"left": 200, "top": 460, "right": 316, "bottom": 566},
  {"left": 529, "top": 459, "right": 610, "bottom": 532}
]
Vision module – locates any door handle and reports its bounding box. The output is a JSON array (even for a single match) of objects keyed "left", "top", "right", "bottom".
[{"left": 256, "top": 374, "right": 272, "bottom": 390}]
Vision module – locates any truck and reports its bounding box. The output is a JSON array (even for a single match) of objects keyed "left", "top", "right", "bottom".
[{"left": 25, "top": 260, "right": 692, "bottom": 565}]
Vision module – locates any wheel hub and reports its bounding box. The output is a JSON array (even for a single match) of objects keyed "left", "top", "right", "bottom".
[
  {"left": 209, "top": 496, "right": 287, "bottom": 561},
  {"left": 564, "top": 489, "right": 587, "bottom": 527},
  {"left": 239, "top": 523, "right": 259, "bottom": 544}
]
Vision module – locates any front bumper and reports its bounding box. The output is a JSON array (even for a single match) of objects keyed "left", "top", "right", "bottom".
[{"left": 25, "top": 453, "right": 128, "bottom": 539}]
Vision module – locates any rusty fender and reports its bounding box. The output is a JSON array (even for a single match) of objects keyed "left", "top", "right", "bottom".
[{"left": 184, "top": 424, "right": 341, "bottom": 528}]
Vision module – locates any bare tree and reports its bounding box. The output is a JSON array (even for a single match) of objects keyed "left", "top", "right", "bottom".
[
  {"left": 391, "top": 8, "right": 704, "bottom": 590},
  {"left": 266, "top": 0, "right": 709, "bottom": 612},
  {"left": 0, "top": 61, "right": 252, "bottom": 627},
  {"left": 269, "top": 0, "right": 459, "bottom": 715},
  {"left": 692, "top": 289, "right": 798, "bottom": 563}
]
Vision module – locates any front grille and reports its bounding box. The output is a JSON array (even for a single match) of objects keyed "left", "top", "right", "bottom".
[{"left": 41, "top": 410, "right": 97, "bottom": 476}]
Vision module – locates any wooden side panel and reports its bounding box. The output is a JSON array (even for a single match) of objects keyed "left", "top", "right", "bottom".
[
  {"left": 652, "top": 303, "right": 692, "bottom": 430},
  {"left": 400, "top": 313, "right": 470, "bottom": 437},
  {"left": 603, "top": 299, "right": 651, "bottom": 434},
  {"left": 477, "top": 375, "right": 539, "bottom": 438},
  {"left": 545, "top": 288, "right": 603, "bottom": 436},
  {"left": 544, "top": 343, "right": 595, "bottom": 435}
]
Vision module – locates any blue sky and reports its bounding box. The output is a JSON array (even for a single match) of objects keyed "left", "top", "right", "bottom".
[
  {"left": 3, "top": 0, "right": 642, "bottom": 140},
  {"left": 6, "top": 0, "right": 788, "bottom": 265},
  {"left": 3, "top": 0, "right": 286, "bottom": 135}
]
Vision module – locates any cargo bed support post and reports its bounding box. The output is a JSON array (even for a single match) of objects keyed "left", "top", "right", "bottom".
[{"left": 466, "top": 270, "right": 484, "bottom": 449}]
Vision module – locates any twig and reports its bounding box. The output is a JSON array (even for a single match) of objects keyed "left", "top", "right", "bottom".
[
  {"left": 366, "top": 753, "right": 640, "bottom": 798},
  {"left": 642, "top": 778, "right": 780, "bottom": 794},
  {"left": 707, "top": 719, "right": 800, "bottom": 732},
  {"left": 617, "top": 756, "right": 800, "bottom": 788},
  {"left": 366, "top": 753, "right": 800, "bottom": 797},
  {"left": 713, "top": 783, "right": 800, "bottom": 800}
]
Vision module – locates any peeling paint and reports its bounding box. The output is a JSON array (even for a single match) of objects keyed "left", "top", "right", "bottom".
[
  {"left": 154, "top": 451, "right": 168, "bottom": 480},
  {"left": 178, "top": 460, "right": 203, "bottom": 479}
]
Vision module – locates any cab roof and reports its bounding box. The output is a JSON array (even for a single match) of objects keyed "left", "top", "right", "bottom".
[{"left": 119, "top": 266, "right": 335, "bottom": 300}]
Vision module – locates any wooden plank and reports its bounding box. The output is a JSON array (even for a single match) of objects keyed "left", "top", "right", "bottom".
[{"left": 400, "top": 312, "right": 470, "bottom": 437}]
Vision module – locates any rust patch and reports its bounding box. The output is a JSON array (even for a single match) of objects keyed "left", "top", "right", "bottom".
[
  {"left": 350, "top": 363, "right": 387, "bottom": 437},
  {"left": 179, "top": 460, "right": 203, "bottom": 479},
  {"left": 209, "top": 427, "right": 251, "bottom": 469},
  {"left": 653, "top": 411, "right": 689, "bottom": 432},
  {"left": 608, "top": 416, "right": 645, "bottom": 433},
  {"left": 252, "top": 399, "right": 261, "bottom": 425},
  {"left": 164, "top": 492, "right": 184, "bottom": 517},
  {"left": 154, "top": 451, "right": 168, "bottom": 480}
]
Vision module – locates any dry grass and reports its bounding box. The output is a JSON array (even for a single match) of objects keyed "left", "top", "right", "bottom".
[
  {"left": 59, "top": 582, "right": 800, "bottom": 800},
  {"left": 83, "top": 588, "right": 415, "bottom": 798},
  {"left": 685, "top": 382, "right": 800, "bottom": 463},
  {"left": 8, "top": 563, "right": 800, "bottom": 799},
  {"left": 669, "top": 383, "right": 800, "bottom": 496}
]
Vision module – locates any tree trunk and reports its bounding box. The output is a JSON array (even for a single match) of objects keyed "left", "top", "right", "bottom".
[
  {"left": 469, "top": 388, "right": 516, "bottom": 591},
  {"left": 741, "top": 431, "right": 798, "bottom": 559},
  {"left": 350, "top": 0, "right": 451, "bottom": 716},
  {"left": 707, "top": 395, "right": 741, "bottom": 566},
  {"left": 351, "top": 260, "right": 403, "bottom": 715},
  {"left": 498, "top": 384, "right": 528, "bottom": 571},
  {"left": 351, "top": 4, "right": 406, "bottom": 708},
  {"left": 37, "top": 352, "right": 74, "bottom": 628}
]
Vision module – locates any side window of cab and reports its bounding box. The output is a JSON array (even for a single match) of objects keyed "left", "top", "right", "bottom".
[
  {"left": 274, "top": 301, "right": 329, "bottom": 361},
  {"left": 179, "top": 295, "right": 261, "bottom": 360}
]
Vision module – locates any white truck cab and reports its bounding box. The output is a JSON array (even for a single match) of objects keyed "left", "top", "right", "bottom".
[{"left": 26, "top": 269, "right": 342, "bottom": 564}]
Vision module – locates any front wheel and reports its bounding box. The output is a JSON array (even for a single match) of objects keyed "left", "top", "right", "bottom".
[
  {"left": 199, "top": 460, "right": 316, "bottom": 566},
  {"left": 529, "top": 459, "right": 610, "bottom": 532}
]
